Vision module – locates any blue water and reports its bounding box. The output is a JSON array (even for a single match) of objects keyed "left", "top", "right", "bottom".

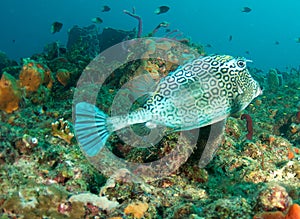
[{"left": 1, "top": 0, "right": 300, "bottom": 71}]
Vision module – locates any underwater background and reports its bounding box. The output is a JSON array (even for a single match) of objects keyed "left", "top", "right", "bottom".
[
  {"left": 1, "top": 0, "right": 300, "bottom": 70},
  {"left": 0, "top": 0, "right": 300, "bottom": 219}
]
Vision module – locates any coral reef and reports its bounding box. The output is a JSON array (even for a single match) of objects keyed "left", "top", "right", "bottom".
[
  {"left": 15, "top": 134, "right": 38, "bottom": 154},
  {"left": 67, "top": 25, "right": 135, "bottom": 60},
  {"left": 68, "top": 193, "right": 119, "bottom": 212},
  {"left": 202, "top": 197, "right": 252, "bottom": 219},
  {"left": 123, "top": 8, "right": 143, "bottom": 38},
  {"left": 124, "top": 202, "right": 149, "bottom": 218},
  {"left": 241, "top": 113, "right": 254, "bottom": 140},
  {"left": 99, "top": 27, "right": 135, "bottom": 52},
  {"left": 1, "top": 21, "right": 300, "bottom": 218},
  {"left": 257, "top": 184, "right": 292, "bottom": 211},
  {"left": 0, "top": 51, "right": 17, "bottom": 73},
  {"left": 51, "top": 118, "right": 74, "bottom": 144},
  {"left": 267, "top": 68, "right": 282, "bottom": 91},
  {"left": 67, "top": 25, "right": 100, "bottom": 58}
]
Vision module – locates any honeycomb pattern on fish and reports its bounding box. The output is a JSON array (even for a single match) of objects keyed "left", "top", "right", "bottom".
[{"left": 143, "top": 55, "right": 261, "bottom": 130}]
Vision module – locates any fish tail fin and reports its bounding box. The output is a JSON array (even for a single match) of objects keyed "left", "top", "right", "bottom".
[{"left": 75, "top": 102, "right": 111, "bottom": 156}]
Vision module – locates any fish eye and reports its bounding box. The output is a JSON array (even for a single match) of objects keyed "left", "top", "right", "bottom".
[{"left": 237, "top": 60, "right": 246, "bottom": 68}]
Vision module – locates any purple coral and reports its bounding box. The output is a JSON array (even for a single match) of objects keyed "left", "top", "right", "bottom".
[
  {"left": 123, "top": 8, "right": 143, "bottom": 38},
  {"left": 241, "top": 114, "right": 253, "bottom": 140}
]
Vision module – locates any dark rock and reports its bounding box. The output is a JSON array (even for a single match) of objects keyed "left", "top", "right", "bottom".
[
  {"left": 67, "top": 25, "right": 100, "bottom": 58},
  {"left": 0, "top": 51, "right": 18, "bottom": 76},
  {"left": 98, "top": 27, "right": 135, "bottom": 52}
]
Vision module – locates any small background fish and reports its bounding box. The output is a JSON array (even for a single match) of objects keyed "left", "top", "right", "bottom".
[
  {"left": 154, "top": 6, "right": 170, "bottom": 15},
  {"left": 102, "top": 5, "right": 110, "bottom": 12},
  {"left": 50, "top": 21, "right": 63, "bottom": 34},
  {"left": 91, "top": 17, "right": 103, "bottom": 24},
  {"left": 241, "top": 7, "right": 252, "bottom": 13}
]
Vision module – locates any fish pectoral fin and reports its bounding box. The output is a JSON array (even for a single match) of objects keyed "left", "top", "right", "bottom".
[
  {"left": 198, "top": 119, "right": 226, "bottom": 168},
  {"left": 130, "top": 121, "right": 158, "bottom": 137},
  {"left": 145, "top": 122, "right": 157, "bottom": 129},
  {"left": 130, "top": 122, "right": 152, "bottom": 136},
  {"left": 237, "top": 83, "right": 244, "bottom": 94},
  {"left": 129, "top": 123, "right": 167, "bottom": 147}
]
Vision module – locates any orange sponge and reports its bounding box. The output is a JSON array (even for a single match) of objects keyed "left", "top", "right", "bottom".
[
  {"left": 56, "top": 68, "right": 71, "bottom": 86},
  {"left": 286, "top": 204, "right": 300, "bottom": 219},
  {"left": 254, "top": 204, "right": 300, "bottom": 219},
  {"left": 253, "top": 211, "right": 285, "bottom": 219},
  {"left": 19, "top": 59, "right": 53, "bottom": 92},
  {"left": 124, "top": 202, "right": 148, "bottom": 219},
  {"left": 0, "top": 72, "right": 21, "bottom": 113}
]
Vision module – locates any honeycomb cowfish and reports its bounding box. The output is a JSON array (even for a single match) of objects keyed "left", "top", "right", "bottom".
[{"left": 75, "top": 55, "right": 262, "bottom": 156}]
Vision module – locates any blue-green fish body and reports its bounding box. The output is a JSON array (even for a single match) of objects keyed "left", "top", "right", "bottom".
[{"left": 75, "top": 55, "right": 261, "bottom": 156}]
